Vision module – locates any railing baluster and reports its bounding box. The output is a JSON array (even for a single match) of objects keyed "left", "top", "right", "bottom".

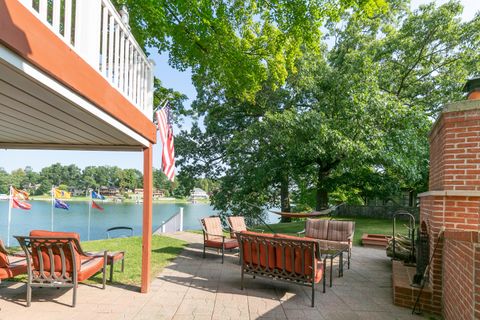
[
  {"left": 139, "top": 61, "right": 144, "bottom": 110},
  {"left": 123, "top": 39, "right": 130, "bottom": 93},
  {"left": 113, "top": 21, "right": 120, "bottom": 87},
  {"left": 52, "top": 0, "right": 61, "bottom": 32},
  {"left": 133, "top": 52, "right": 138, "bottom": 104},
  {"left": 107, "top": 13, "right": 115, "bottom": 81},
  {"left": 101, "top": 5, "right": 108, "bottom": 75},
  {"left": 64, "top": 0, "right": 72, "bottom": 44},
  {"left": 119, "top": 32, "right": 125, "bottom": 90},
  {"left": 39, "top": 0, "right": 48, "bottom": 20}
]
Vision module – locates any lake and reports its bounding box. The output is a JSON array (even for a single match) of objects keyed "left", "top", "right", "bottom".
[{"left": 0, "top": 200, "right": 279, "bottom": 246}]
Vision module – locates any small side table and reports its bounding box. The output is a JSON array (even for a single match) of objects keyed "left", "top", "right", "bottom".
[
  {"left": 107, "top": 251, "right": 125, "bottom": 282},
  {"left": 321, "top": 245, "right": 348, "bottom": 293}
]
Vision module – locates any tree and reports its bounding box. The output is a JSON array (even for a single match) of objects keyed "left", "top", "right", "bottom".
[
  {"left": 176, "top": 0, "right": 478, "bottom": 218},
  {"left": 117, "top": 0, "right": 387, "bottom": 102},
  {"left": 0, "top": 168, "right": 9, "bottom": 194}
]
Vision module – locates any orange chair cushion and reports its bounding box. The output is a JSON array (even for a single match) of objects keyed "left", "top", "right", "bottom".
[
  {"left": 78, "top": 256, "right": 105, "bottom": 282},
  {"left": 29, "top": 230, "right": 82, "bottom": 273},
  {"left": 0, "top": 252, "right": 9, "bottom": 268},
  {"left": 0, "top": 256, "right": 28, "bottom": 280},
  {"left": 240, "top": 231, "right": 276, "bottom": 269},
  {"left": 205, "top": 239, "right": 239, "bottom": 249},
  {"left": 274, "top": 234, "right": 319, "bottom": 278}
]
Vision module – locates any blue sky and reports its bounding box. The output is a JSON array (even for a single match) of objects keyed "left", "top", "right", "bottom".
[{"left": 0, "top": 0, "right": 478, "bottom": 173}]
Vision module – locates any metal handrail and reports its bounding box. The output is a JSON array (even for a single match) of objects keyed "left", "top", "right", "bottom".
[{"left": 106, "top": 226, "right": 134, "bottom": 239}]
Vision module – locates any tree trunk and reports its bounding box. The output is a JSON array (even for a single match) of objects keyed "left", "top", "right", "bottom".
[
  {"left": 280, "top": 175, "right": 291, "bottom": 222},
  {"left": 316, "top": 168, "right": 329, "bottom": 211}
]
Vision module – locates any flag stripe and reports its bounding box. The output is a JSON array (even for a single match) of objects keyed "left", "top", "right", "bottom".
[{"left": 156, "top": 105, "right": 176, "bottom": 182}]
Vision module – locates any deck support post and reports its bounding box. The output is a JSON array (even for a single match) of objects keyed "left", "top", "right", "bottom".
[{"left": 141, "top": 144, "right": 153, "bottom": 293}]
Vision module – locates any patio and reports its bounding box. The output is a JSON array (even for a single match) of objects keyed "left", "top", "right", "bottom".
[{"left": 0, "top": 232, "right": 422, "bottom": 319}]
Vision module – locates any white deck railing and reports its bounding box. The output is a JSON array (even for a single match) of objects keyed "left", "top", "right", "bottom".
[{"left": 19, "top": 0, "right": 154, "bottom": 119}]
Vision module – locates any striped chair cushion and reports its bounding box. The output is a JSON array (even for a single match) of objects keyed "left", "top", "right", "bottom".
[
  {"left": 327, "top": 220, "right": 354, "bottom": 242},
  {"left": 228, "top": 216, "right": 247, "bottom": 232},
  {"left": 305, "top": 219, "right": 329, "bottom": 239},
  {"left": 202, "top": 217, "right": 223, "bottom": 241}
]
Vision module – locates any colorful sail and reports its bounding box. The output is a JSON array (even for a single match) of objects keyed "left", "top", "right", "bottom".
[
  {"left": 92, "top": 200, "right": 104, "bottom": 211},
  {"left": 92, "top": 191, "right": 105, "bottom": 200},
  {"left": 12, "top": 197, "right": 31, "bottom": 210},
  {"left": 54, "top": 199, "right": 70, "bottom": 210},
  {"left": 53, "top": 188, "right": 71, "bottom": 199}
]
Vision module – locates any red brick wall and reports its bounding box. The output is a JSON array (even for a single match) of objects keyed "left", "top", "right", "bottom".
[
  {"left": 429, "top": 109, "right": 480, "bottom": 191},
  {"left": 418, "top": 102, "right": 480, "bottom": 318},
  {"left": 429, "top": 117, "right": 446, "bottom": 190}
]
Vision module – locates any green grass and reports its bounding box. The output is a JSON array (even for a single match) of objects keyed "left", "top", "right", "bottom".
[
  {"left": 81, "top": 235, "right": 186, "bottom": 285},
  {"left": 265, "top": 216, "right": 408, "bottom": 246},
  {"left": 11, "top": 235, "right": 186, "bottom": 286}
]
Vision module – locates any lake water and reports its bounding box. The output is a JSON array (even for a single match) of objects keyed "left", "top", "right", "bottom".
[{"left": 0, "top": 200, "right": 279, "bottom": 246}]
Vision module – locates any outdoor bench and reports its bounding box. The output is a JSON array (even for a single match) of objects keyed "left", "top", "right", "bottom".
[
  {"left": 298, "top": 219, "right": 355, "bottom": 268},
  {"left": 236, "top": 231, "right": 323, "bottom": 307}
]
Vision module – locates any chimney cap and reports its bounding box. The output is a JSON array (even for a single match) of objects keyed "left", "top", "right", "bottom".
[{"left": 463, "top": 77, "right": 480, "bottom": 93}]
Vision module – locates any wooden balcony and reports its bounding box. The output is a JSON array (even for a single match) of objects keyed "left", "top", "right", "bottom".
[
  {"left": 0, "top": 0, "right": 156, "bottom": 150},
  {"left": 19, "top": 0, "right": 154, "bottom": 118}
]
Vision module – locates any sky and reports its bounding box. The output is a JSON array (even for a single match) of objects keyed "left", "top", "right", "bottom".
[{"left": 0, "top": 0, "right": 478, "bottom": 173}]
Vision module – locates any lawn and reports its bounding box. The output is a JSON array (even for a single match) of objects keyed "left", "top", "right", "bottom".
[
  {"left": 81, "top": 235, "right": 186, "bottom": 285},
  {"left": 11, "top": 235, "right": 186, "bottom": 286}
]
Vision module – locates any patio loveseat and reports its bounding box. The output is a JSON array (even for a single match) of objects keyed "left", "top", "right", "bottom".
[
  {"left": 236, "top": 231, "right": 323, "bottom": 307},
  {"left": 298, "top": 219, "right": 355, "bottom": 268}
]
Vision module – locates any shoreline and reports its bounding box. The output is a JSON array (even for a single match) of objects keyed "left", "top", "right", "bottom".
[{"left": 9, "top": 197, "right": 211, "bottom": 205}]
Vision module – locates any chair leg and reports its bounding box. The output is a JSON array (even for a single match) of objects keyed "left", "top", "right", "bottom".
[
  {"left": 72, "top": 283, "right": 77, "bottom": 307},
  {"left": 121, "top": 258, "right": 125, "bottom": 272},
  {"left": 109, "top": 262, "right": 114, "bottom": 282},
  {"left": 241, "top": 269, "right": 244, "bottom": 290},
  {"left": 26, "top": 283, "right": 32, "bottom": 307},
  {"left": 311, "top": 282, "right": 315, "bottom": 307},
  {"left": 203, "top": 245, "right": 206, "bottom": 258},
  {"left": 348, "top": 248, "right": 351, "bottom": 269},
  {"left": 103, "top": 266, "right": 107, "bottom": 289},
  {"left": 221, "top": 245, "right": 224, "bottom": 264}
]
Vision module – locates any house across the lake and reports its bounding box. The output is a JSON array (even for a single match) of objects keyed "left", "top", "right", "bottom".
[{"left": 190, "top": 188, "right": 209, "bottom": 200}]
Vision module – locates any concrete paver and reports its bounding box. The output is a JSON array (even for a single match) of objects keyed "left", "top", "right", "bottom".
[{"left": 0, "top": 232, "right": 423, "bottom": 319}]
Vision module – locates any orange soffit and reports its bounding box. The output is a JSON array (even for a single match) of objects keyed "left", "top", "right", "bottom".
[{"left": 0, "top": 0, "right": 156, "bottom": 143}]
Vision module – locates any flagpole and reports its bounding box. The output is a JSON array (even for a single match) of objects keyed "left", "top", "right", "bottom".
[
  {"left": 88, "top": 190, "right": 92, "bottom": 241},
  {"left": 7, "top": 186, "right": 12, "bottom": 247},
  {"left": 51, "top": 185, "right": 54, "bottom": 231}
]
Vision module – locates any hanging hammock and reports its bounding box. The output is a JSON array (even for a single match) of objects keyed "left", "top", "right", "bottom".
[{"left": 268, "top": 203, "right": 344, "bottom": 218}]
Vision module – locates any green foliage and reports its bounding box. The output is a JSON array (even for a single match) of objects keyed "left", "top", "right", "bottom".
[
  {"left": 175, "top": 1, "right": 478, "bottom": 219},
  {"left": 118, "top": 0, "right": 387, "bottom": 102}
]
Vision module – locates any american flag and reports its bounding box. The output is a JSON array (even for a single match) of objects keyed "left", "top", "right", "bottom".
[{"left": 156, "top": 104, "right": 176, "bottom": 181}]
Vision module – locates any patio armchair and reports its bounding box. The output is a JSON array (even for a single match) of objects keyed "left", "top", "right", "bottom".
[
  {"left": 201, "top": 217, "right": 239, "bottom": 264},
  {"left": 15, "top": 230, "right": 107, "bottom": 307},
  {"left": 226, "top": 216, "right": 263, "bottom": 239},
  {"left": 0, "top": 239, "right": 28, "bottom": 281},
  {"left": 298, "top": 219, "right": 355, "bottom": 269}
]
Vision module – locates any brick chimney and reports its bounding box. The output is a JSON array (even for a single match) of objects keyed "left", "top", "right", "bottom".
[{"left": 418, "top": 81, "right": 480, "bottom": 318}]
